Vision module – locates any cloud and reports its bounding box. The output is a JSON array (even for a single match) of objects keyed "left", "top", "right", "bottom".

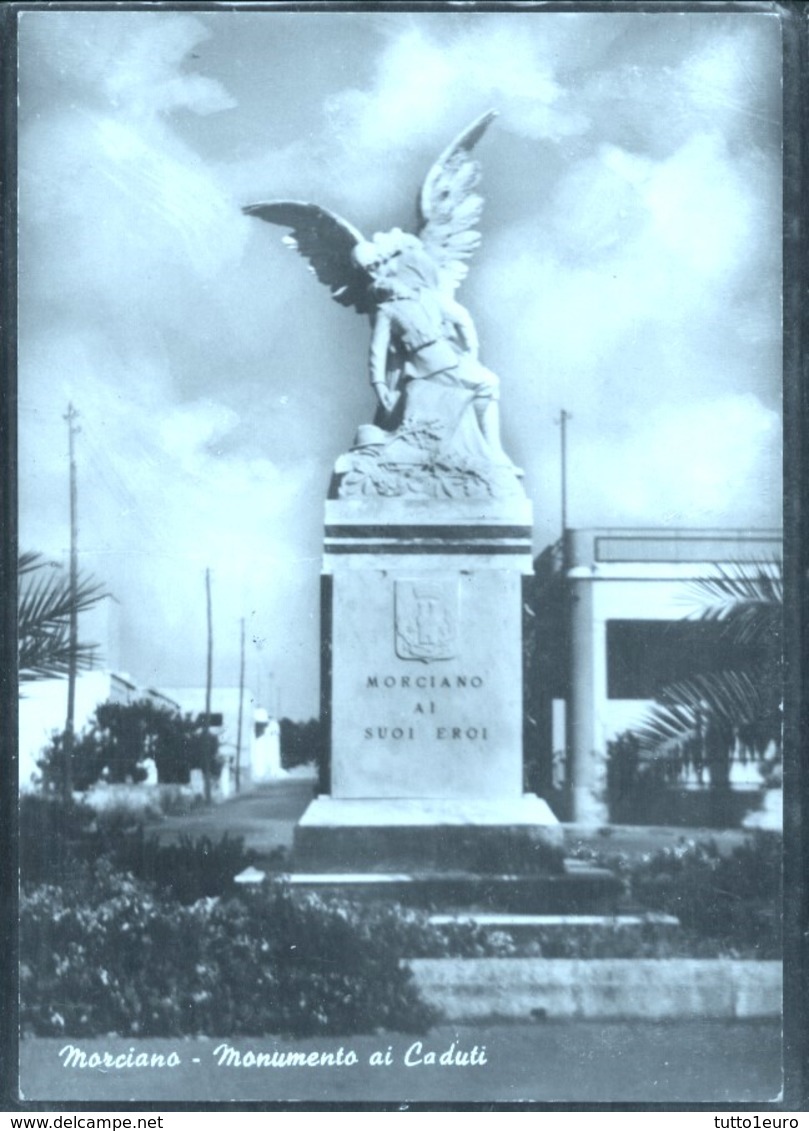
[
  {"left": 312, "top": 18, "right": 595, "bottom": 220},
  {"left": 476, "top": 126, "right": 780, "bottom": 392},
  {"left": 18, "top": 11, "right": 324, "bottom": 703},
  {"left": 327, "top": 23, "right": 589, "bottom": 152},
  {"left": 19, "top": 320, "right": 321, "bottom": 694},
  {"left": 580, "top": 395, "right": 780, "bottom": 527},
  {"left": 20, "top": 11, "right": 235, "bottom": 119},
  {"left": 569, "top": 15, "right": 782, "bottom": 159}
]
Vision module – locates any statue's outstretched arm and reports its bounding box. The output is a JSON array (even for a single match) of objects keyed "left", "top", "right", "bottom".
[
  {"left": 369, "top": 310, "right": 400, "bottom": 413},
  {"left": 369, "top": 311, "right": 390, "bottom": 388}
]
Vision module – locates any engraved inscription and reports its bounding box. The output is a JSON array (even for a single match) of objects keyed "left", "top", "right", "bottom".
[
  {"left": 361, "top": 671, "right": 489, "bottom": 745},
  {"left": 394, "top": 580, "right": 458, "bottom": 662}
]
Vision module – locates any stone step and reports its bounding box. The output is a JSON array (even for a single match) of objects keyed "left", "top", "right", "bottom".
[
  {"left": 408, "top": 958, "right": 782, "bottom": 1021},
  {"left": 281, "top": 862, "right": 623, "bottom": 914},
  {"left": 427, "top": 912, "right": 681, "bottom": 944}
]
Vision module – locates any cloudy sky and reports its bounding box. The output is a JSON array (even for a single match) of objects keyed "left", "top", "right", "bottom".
[{"left": 17, "top": 7, "right": 783, "bottom": 719}]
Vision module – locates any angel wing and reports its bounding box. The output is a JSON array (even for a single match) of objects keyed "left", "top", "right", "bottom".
[
  {"left": 416, "top": 110, "right": 498, "bottom": 293},
  {"left": 242, "top": 201, "right": 372, "bottom": 314}
]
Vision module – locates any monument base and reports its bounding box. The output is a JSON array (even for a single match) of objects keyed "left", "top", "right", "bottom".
[
  {"left": 302, "top": 493, "right": 624, "bottom": 913},
  {"left": 288, "top": 796, "right": 622, "bottom": 914},
  {"left": 293, "top": 795, "right": 563, "bottom": 874}
]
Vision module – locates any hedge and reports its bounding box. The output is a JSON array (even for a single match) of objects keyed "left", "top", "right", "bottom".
[
  {"left": 571, "top": 832, "right": 782, "bottom": 958},
  {"left": 20, "top": 867, "right": 440, "bottom": 1039}
]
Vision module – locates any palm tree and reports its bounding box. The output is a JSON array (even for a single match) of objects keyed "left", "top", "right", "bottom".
[
  {"left": 18, "top": 551, "right": 108, "bottom": 687},
  {"left": 636, "top": 561, "right": 782, "bottom": 788}
]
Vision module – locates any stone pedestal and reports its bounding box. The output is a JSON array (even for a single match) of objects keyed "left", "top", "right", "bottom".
[
  {"left": 295, "top": 797, "right": 561, "bottom": 872},
  {"left": 291, "top": 495, "right": 562, "bottom": 890}
]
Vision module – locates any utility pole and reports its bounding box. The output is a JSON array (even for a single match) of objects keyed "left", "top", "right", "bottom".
[
  {"left": 557, "top": 408, "right": 572, "bottom": 541},
  {"left": 62, "top": 403, "right": 80, "bottom": 804},
  {"left": 204, "top": 567, "right": 213, "bottom": 804},
  {"left": 555, "top": 408, "right": 577, "bottom": 816},
  {"left": 235, "top": 617, "right": 245, "bottom": 793},
  {"left": 268, "top": 671, "right": 281, "bottom": 720}
]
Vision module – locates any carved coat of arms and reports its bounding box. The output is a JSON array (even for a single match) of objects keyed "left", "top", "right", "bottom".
[{"left": 395, "top": 580, "right": 457, "bottom": 661}]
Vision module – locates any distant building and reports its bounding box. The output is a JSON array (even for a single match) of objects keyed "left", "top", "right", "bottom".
[
  {"left": 252, "top": 708, "right": 284, "bottom": 783},
  {"left": 17, "top": 584, "right": 272, "bottom": 793},
  {"left": 18, "top": 670, "right": 179, "bottom": 790},
  {"left": 161, "top": 686, "right": 271, "bottom": 791},
  {"left": 530, "top": 527, "right": 782, "bottom": 824}
]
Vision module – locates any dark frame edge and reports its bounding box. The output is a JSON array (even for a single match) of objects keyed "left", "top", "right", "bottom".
[
  {"left": 781, "top": 0, "right": 809, "bottom": 1115},
  {"left": 1, "top": 0, "right": 21, "bottom": 1118}
]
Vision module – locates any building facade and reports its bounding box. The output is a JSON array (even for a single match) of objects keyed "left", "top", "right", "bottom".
[{"left": 531, "top": 528, "right": 782, "bottom": 824}]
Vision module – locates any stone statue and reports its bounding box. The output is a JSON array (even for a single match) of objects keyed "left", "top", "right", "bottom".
[{"left": 244, "top": 111, "right": 523, "bottom": 499}]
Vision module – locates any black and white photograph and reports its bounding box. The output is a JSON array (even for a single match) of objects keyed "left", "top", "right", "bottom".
[{"left": 11, "top": 1, "right": 793, "bottom": 1109}]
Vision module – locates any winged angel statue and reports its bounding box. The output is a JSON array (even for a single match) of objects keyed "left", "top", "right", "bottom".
[{"left": 244, "top": 111, "right": 523, "bottom": 499}]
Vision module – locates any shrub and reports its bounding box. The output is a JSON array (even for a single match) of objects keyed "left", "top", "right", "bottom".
[
  {"left": 18, "top": 794, "right": 100, "bottom": 886},
  {"left": 279, "top": 717, "right": 324, "bottom": 770},
  {"left": 606, "top": 730, "right": 668, "bottom": 824},
  {"left": 20, "top": 871, "right": 440, "bottom": 1039},
  {"left": 37, "top": 699, "right": 222, "bottom": 790},
  {"left": 626, "top": 832, "right": 781, "bottom": 957},
  {"left": 19, "top": 795, "right": 257, "bottom": 902},
  {"left": 572, "top": 832, "right": 782, "bottom": 958},
  {"left": 81, "top": 783, "right": 208, "bottom": 820},
  {"left": 114, "top": 832, "right": 259, "bottom": 904},
  {"left": 494, "top": 919, "right": 722, "bottom": 960},
  {"left": 81, "top": 787, "right": 165, "bottom": 821},
  {"left": 157, "top": 787, "right": 208, "bottom": 817}
]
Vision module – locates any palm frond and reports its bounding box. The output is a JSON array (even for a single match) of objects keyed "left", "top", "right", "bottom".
[
  {"left": 637, "top": 668, "right": 781, "bottom": 760},
  {"left": 19, "top": 639, "right": 100, "bottom": 682},
  {"left": 18, "top": 551, "right": 58, "bottom": 577},
  {"left": 685, "top": 561, "right": 783, "bottom": 646},
  {"left": 637, "top": 557, "right": 783, "bottom": 772},
  {"left": 17, "top": 552, "right": 109, "bottom": 685}
]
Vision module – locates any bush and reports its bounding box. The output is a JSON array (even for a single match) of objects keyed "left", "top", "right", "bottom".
[
  {"left": 81, "top": 783, "right": 208, "bottom": 820},
  {"left": 279, "top": 717, "right": 325, "bottom": 770},
  {"left": 572, "top": 832, "right": 782, "bottom": 958},
  {"left": 18, "top": 795, "right": 257, "bottom": 902},
  {"left": 626, "top": 832, "right": 781, "bottom": 957},
  {"left": 37, "top": 699, "right": 222, "bottom": 791},
  {"left": 114, "top": 832, "right": 259, "bottom": 904},
  {"left": 605, "top": 729, "right": 772, "bottom": 828},
  {"left": 606, "top": 731, "right": 668, "bottom": 824},
  {"left": 20, "top": 871, "right": 440, "bottom": 1039},
  {"left": 490, "top": 919, "right": 724, "bottom": 960},
  {"left": 19, "top": 794, "right": 102, "bottom": 886}
]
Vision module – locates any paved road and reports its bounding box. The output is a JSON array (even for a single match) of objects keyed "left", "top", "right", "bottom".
[
  {"left": 145, "top": 775, "right": 317, "bottom": 857},
  {"left": 19, "top": 1021, "right": 782, "bottom": 1105},
  {"left": 146, "top": 776, "right": 756, "bottom": 863}
]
